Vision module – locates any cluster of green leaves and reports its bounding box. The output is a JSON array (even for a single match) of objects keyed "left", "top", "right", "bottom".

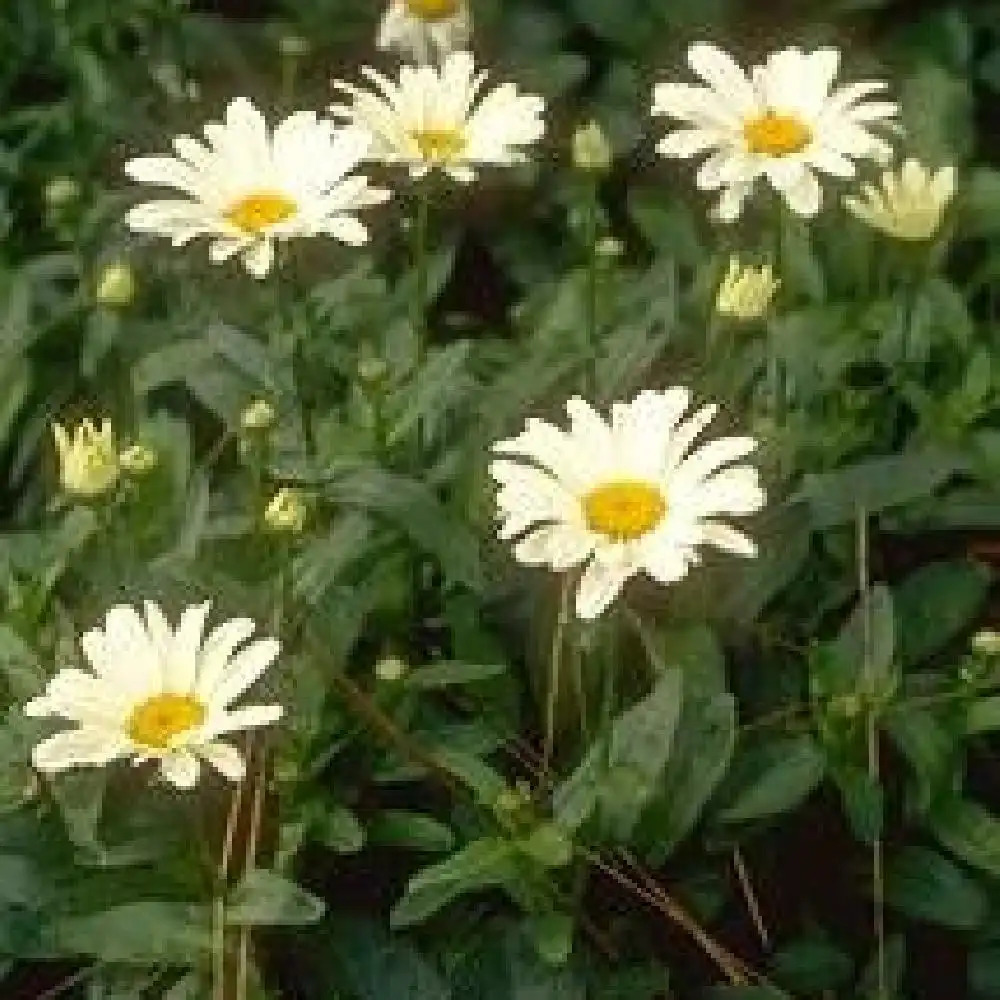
[{"left": 2, "top": 0, "right": 1000, "bottom": 997}]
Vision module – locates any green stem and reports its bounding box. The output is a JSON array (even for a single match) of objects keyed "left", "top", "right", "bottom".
[
  {"left": 542, "top": 578, "right": 572, "bottom": 781},
  {"left": 584, "top": 188, "right": 600, "bottom": 398}
]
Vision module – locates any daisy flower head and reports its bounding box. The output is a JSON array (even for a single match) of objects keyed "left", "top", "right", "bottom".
[
  {"left": 124, "top": 97, "right": 391, "bottom": 279},
  {"left": 52, "top": 418, "right": 119, "bottom": 499},
  {"left": 489, "top": 390, "right": 766, "bottom": 620},
  {"left": 25, "top": 602, "right": 283, "bottom": 790},
  {"left": 652, "top": 43, "right": 897, "bottom": 222},
  {"left": 377, "top": 0, "right": 472, "bottom": 64},
  {"left": 329, "top": 51, "right": 545, "bottom": 184},
  {"left": 844, "top": 158, "right": 955, "bottom": 241}
]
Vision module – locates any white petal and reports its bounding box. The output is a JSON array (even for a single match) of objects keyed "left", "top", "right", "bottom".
[
  {"left": 194, "top": 617, "right": 257, "bottom": 700},
  {"left": 159, "top": 751, "right": 201, "bottom": 789},
  {"left": 701, "top": 521, "right": 757, "bottom": 556},
  {"left": 512, "top": 523, "right": 593, "bottom": 570},
  {"left": 242, "top": 239, "right": 275, "bottom": 279},
  {"left": 672, "top": 435, "right": 758, "bottom": 490},
  {"left": 323, "top": 215, "right": 370, "bottom": 246},
  {"left": 656, "top": 128, "right": 722, "bottom": 159},
  {"left": 777, "top": 166, "right": 822, "bottom": 217},
  {"left": 574, "top": 555, "right": 633, "bottom": 620},
  {"left": 687, "top": 43, "right": 756, "bottom": 113},
  {"left": 23, "top": 669, "right": 123, "bottom": 725},
  {"left": 90, "top": 606, "right": 161, "bottom": 695},
  {"left": 207, "top": 640, "right": 281, "bottom": 707},
  {"left": 199, "top": 741, "right": 246, "bottom": 782},
  {"left": 168, "top": 602, "right": 211, "bottom": 692},
  {"left": 199, "top": 704, "right": 284, "bottom": 742},
  {"left": 32, "top": 727, "right": 128, "bottom": 773}
]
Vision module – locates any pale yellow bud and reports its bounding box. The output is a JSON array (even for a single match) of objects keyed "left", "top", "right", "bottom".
[
  {"left": 572, "top": 119, "right": 613, "bottom": 173},
  {"left": 715, "top": 257, "right": 780, "bottom": 321},
  {"left": 595, "top": 236, "right": 624, "bottom": 258},
  {"left": 844, "top": 159, "right": 955, "bottom": 241},
  {"left": 264, "top": 487, "right": 308, "bottom": 533},
  {"left": 119, "top": 443, "right": 157, "bottom": 475},
  {"left": 278, "top": 34, "right": 310, "bottom": 57},
  {"left": 241, "top": 398, "right": 276, "bottom": 432},
  {"left": 374, "top": 655, "right": 408, "bottom": 682},
  {"left": 52, "top": 418, "right": 119, "bottom": 498},
  {"left": 96, "top": 262, "right": 136, "bottom": 307}
]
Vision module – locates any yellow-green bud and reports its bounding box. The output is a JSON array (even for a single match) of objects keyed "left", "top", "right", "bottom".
[
  {"left": 241, "top": 398, "right": 276, "bottom": 432},
  {"left": 44, "top": 175, "right": 80, "bottom": 210},
  {"left": 278, "top": 34, "right": 310, "bottom": 58},
  {"left": 264, "top": 487, "right": 308, "bottom": 533},
  {"left": 375, "top": 655, "right": 408, "bottom": 683},
  {"left": 571, "top": 120, "right": 613, "bottom": 173},
  {"left": 715, "top": 256, "right": 780, "bottom": 321},
  {"left": 971, "top": 629, "right": 1000, "bottom": 655},
  {"left": 96, "top": 262, "right": 137, "bottom": 308},
  {"left": 119, "top": 443, "right": 157, "bottom": 475}
]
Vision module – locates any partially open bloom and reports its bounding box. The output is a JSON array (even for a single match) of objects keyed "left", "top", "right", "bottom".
[
  {"left": 264, "top": 487, "right": 308, "bottom": 533},
  {"left": 652, "top": 43, "right": 897, "bottom": 221},
  {"left": 716, "top": 257, "right": 780, "bottom": 320},
  {"left": 124, "top": 97, "right": 390, "bottom": 278},
  {"left": 377, "top": 0, "right": 471, "bottom": 64},
  {"left": 844, "top": 158, "right": 955, "bottom": 241},
  {"left": 490, "top": 390, "right": 765, "bottom": 619},
  {"left": 24, "top": 602, "right": 283, "bottom": 789},
  {"left": 52, "top": 418, "right": 119, "bottom": 498},
  {"left": 329, "top": 52, "right": 545, "bottom": 184}
]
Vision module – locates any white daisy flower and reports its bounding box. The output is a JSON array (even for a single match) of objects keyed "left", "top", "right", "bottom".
[
  {"left": 377, "top": 0, "right": 472, "bottom": 64},
  {"left": 329, "top": 51, "right": 545, "bottom": 183},
  {"left": 489, "top": 390, "right": 766, "bottom": 620},
  {"left": 652, "top": 43, "right": 897, "bottom": 222},
  {"left": 124, "top": 97, "right": 391, "bottom": 279},
  {"left": 844, "top": 158, "right": 955, "bottom": 241},
  {"left": 24, "top": 602, "right": 283, "bottom": 790}
]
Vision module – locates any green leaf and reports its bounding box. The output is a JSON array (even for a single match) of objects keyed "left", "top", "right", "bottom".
[
  {"left": 640, "top": 693, "right": 736, "bottom": 862},
  {"left": 517, "top": 824, "right": 573, "bottom": 869},
  {"left": 324, "top": 466, "right": 482, "bottom": 589},
  {"left": 966, "top": 696, "right": 1000, "bottom": 735},
  {"left": 832, "top": 764, "right": 884, "bottom": 843},
  {"left": 970, "top": 946, "right": 1000, "bottom": 998},
  {"left": 717, "top": 736, "right": 826, "bottom": 824},
  {"left": 313, "top": 805, "right": 365, "bottom": 855},
  {"left": 53, "top": 903, "right": 209, "bottom": 964},
  {"left": 820, "top": 583, "right": 895, "bottom": 698},
  {"left": 226, "top": 869, "right": 325, "bottom": 926},
  {"left": 772, "top": 938, "right": 853, "bottom": 992},
  {"left": 893, "top": 560, "right": 989, "bottom": 667},
  {"left": 794, "top": 450, "right": 958, "bottom": 529},
  {"left": 554, "top": 668, "right": 684, "bottom": 841},
  {"left": 886, "top": 846, "right": 988, "bottom": 930},
  {"left": 367, "top": 811, "right": 454, "bottom": 853},
  {"left": 404, "top": 661, "right": 506, "bottom": 689},
  {"left": 928, "top": 796, "right": 1000, "bottom": 878},
  {"left": 525, "top": 912, "right": 574, "bottom": 968},
  {"left": 390, "top": 837, "right": 519, "bottom": 928}
]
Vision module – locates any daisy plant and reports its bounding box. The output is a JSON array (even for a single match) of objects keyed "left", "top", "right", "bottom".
[
  {"left": 124, "top": 97, "right": 390, "bottom": 278},
  {"left": 377, "top": 0, "right": 472, "bottom": 64},
  {"left": 25, "top": 602, "right": 283, "bottom": 790},
  {"left": 652, "top": 43, "right": 898, "bottom": 222}
]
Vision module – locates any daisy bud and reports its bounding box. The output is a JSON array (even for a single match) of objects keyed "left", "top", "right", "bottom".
[
  {"left": 119, "top": 443, "right": 157, "bottom": 475},
  {"left": 595, "top": 236, "right": 624, "bottom": 258},
  {"left": 264, "top": 487, "right": 308, "bottom": 534},
  {"left": 844, "top": 159, "right": 955, "bottom": 241},
  {"left": 277, "top": 33, "right": 310, "bottom": 58},
  {"left": 52, "top": 418, "right": 119, "bottom": 499},
  {"left": 241, "top": 398, "right": 276, "bottom": 432},
  {"left": 572, "top": 120, "right": 613, "bottom": 174},
  {"left": 715, "top": 257, "right": 780, "bottom": 321},
  {"left": 374, "top": 655, "right": 409, "bottom": 683},
  {"left": 96, "top": 261, "right": 137, "bottom": 308}
]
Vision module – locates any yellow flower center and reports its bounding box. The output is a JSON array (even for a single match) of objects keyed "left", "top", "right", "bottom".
[
  {"left": 582, "top": 480, "right": 667, "bottom": 541},
  {"left": 405, "top": 0, "right": 460, "bottom": 21},
  {"left": 411, "top": 127, "right": 467, "bottom": 164},
  {"left": 127, "top": 693, "right": 206, "bottom": 750},
  {"left": 743, "top": 112, "right": 812, "bottom": 157},
  {"left": 224, "top": 192, "right": 297, "bottom": 234}
]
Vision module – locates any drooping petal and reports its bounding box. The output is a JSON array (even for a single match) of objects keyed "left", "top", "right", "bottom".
[{"left": 32, "top": 726, "right": 129, "bottom": 773}]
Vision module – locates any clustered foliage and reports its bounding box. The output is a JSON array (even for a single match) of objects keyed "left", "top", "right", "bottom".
[{"left": 3, "top": 0, "right": 1000, "bottom": 998}]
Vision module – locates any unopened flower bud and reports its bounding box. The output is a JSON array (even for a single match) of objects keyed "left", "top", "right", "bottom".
[
  {"left": 375, "top": 655, "right": 408, "bottom": 683},
  {"left": 52, "top": 418, "right": 119, "bottom": 498},
  {"left": 119, "top": 443, "right": 157, "bottom": 475},
  {"left": 96, "top": 262, "right": 136, "bottom": 308},
  {"left": 715, "top": 256, "right": 779, "bottom": 321},
  {"left": 264, "top": 487, "right": 307, "bottom": 533},
  {"left": 972, "top": 629, "right": 1000, "bottom": 655},
  {"left": 572, "top": 120, "right": 613, "bottom": 174},
  {"left": 241, "top": 398, "right": 276, "bottom": 432}
]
